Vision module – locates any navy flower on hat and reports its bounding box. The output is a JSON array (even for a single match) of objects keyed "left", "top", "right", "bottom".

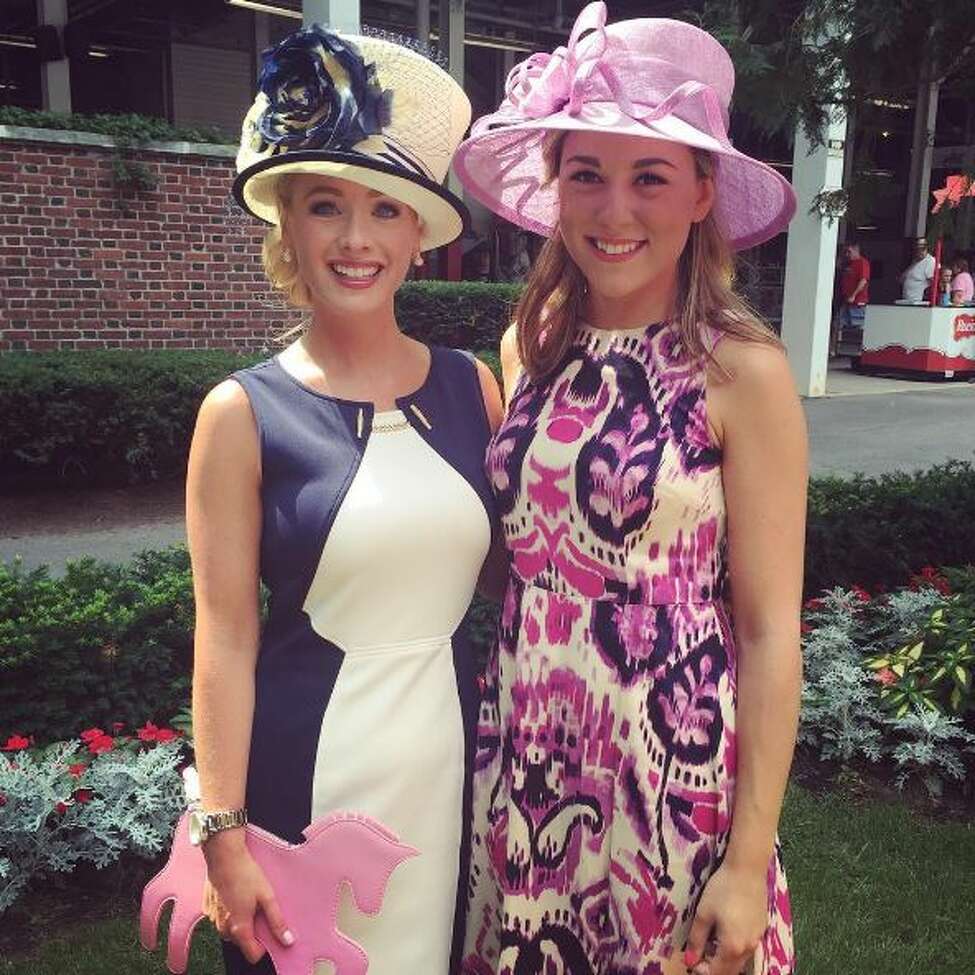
[{"left": 256, "top": 25, "right": 390, "bottom": 151}]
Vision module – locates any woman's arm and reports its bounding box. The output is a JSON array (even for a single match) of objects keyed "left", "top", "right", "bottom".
[
  {"left": 187, "top": 379, "right": 292, "bottom": 963},
  {"left": 499, "top": 323, "right": 523, "bottom": 404},
  {"left": 687, "top": 340, "right": 807, "bottom": 975}
]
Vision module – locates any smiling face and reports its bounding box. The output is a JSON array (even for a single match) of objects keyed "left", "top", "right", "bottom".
[
  {"left": 279, "top": 173, "right": 420, "bottom": 318},
  {"left": 555, "top": 132, "right": 715, "bottom": 322}
]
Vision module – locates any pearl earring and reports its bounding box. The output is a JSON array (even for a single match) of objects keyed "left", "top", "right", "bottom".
[{"left": 413, "top": 253, "right": 424, "bottom": 267}]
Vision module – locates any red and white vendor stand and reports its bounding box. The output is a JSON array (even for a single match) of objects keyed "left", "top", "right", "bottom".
[{"left": 860, "top": 304, "right": 975, "bottom": 378}]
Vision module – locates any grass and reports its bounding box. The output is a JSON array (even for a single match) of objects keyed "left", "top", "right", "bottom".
[
  {"left": 1, "top": 784, "right": 973, "bottom": 975},
  {"left": 0, "top": 917, "right": 223, "bottom": 974},
  {"left": 781, "top": 786, "right": 974, "bottom": 973}
]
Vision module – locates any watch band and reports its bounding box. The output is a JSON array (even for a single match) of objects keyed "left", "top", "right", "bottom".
[{"left": 204, "top": 808, "right": 248, "bottom": 836}]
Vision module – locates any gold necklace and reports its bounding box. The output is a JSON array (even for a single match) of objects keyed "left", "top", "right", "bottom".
[{"left": 372, "top": 416, "right": 410, "bottom": 433}]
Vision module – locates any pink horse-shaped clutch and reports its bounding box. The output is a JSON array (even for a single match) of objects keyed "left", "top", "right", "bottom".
[{"left": 140, "top": 810, "right": 417, "bottom": 975}]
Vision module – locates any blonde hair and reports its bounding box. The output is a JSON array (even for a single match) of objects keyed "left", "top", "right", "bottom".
[
  {"left": 262, "top": 175, "right": 313, "bottom": 310},
  {"left": 514, "top": 134, "right": 780, "bottom": 380}
]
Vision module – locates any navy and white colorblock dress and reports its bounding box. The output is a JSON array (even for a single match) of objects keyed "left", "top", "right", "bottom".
[{"left": 227, "top": 346, "right": 495, "bottom": 975}]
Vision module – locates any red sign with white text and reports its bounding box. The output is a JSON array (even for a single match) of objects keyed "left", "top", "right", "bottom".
[{"left": 954, "top": 314, "right": 975, "bottom": 341}]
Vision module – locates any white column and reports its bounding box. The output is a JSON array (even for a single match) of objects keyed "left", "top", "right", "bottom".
[
  {"left": 36, "top": 0, "right": 70, "bottom": 113},
  {"left": 780, "top": 109, "right": 848, "bottom": 398},
  {"left": 303, "top": 0, "right": 359, "bottom": 33},
  {"left": 904, "top": 76, "right": 940, "bottom": 239}
]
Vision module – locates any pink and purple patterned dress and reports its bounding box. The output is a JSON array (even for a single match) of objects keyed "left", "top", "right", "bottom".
[{"left": 463, "top": 322, "right": 795, "bottom": 975}]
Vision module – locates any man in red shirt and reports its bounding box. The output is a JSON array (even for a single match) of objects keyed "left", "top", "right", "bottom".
[{"left": 833, "top": 241, "right": 871, "bottom": 356}]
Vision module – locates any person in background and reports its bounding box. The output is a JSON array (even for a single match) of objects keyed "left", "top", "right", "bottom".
[
  {"left": 900, "top": 236, "right": 936, "bottom": 302},
  {"left": 833, "top": 240, "right": 870, "bottom": 356},
  {"left": 939, "top": 266, "right": 954, "bottom": 306},
  {"left": 951, "top": 257, "right": 974, "bottom": 304},
  {"left": 505, "top": 230, "right": 532, "bottom": 281}
]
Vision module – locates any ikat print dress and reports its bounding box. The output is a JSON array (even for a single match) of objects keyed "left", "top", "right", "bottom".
[{"left": 462, "top": 322, "right": 795, "bottom": 975}]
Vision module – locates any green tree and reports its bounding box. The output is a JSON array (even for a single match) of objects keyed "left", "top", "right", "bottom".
[{"left": 698, "top": 0, "right": 975, "bottom": 143}]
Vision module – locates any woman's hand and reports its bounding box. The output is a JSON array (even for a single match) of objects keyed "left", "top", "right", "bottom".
[
  {"left": 203, "top": 831, "right": 295, "bottom": 964},
  {"left": 683, "top": 862, "right": 767, "bottom": 975}
]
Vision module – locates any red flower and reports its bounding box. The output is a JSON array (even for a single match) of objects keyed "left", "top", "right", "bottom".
[
  {"left": 68, "top": 763, "right": 87, "bottom": 778},
  {"left": 55, "top": 801, "right": 69, "bottom": 815},
  {"left": 910, "top": 566, "right": 952, "bottom": 596},
  {"left": 112, "top": 722, "right": 125, "bottom": 732},
  {"left": 803, "top": 598, "right": 825, "bottom": 612},
  {"left": 875, "top": 668, "right": 898, "bottom": 687},
  {"left": 137, "top": 722, "right": 159, "bottom": 742},
  {"left": 850, "top": 585, "right": 871, "bottom": 604},
  {"left": 154, "top": 728, "right": 179, "bottom": 743},
  {"left": 87, "top": 734, "right": 114, "bottom": 755},
  {"left": 73, "top": 789, "right": 93, "bottom": 804},
  {"left": 2, "top": 734, "right": 30, "bottom": 752},
  {"left": 0, "top": 794, "right": 7, "bottom": 807},
  {"left": 800, "top": 622, "right": 813, "bottom": 635},
  {"left": 80, "top": 728, "right": 105, "bottom": 743}
]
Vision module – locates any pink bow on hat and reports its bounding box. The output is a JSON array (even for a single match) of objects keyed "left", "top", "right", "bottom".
[
  {"left": 496, "top": 1, "right": 730, "bottom": 149},
  {"left": 502, "top": 2, "right": 609, "bottom": 119}
]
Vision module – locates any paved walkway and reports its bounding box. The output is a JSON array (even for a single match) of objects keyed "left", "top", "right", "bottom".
[
  {"left": 0, "top": 482, "right": 185, "bottom": 574},
  {"left": 811, "top": 360, "right": 975, "bottom": 477},
  {"left": 2, "top": 362, "right": 973, "bottom": 573}
]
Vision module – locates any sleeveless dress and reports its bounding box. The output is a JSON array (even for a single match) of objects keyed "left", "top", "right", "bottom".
[
  {"left": 462, "top": 323, "right": 795, "bottom": 975},
  {"left": 226, "top": 346, "right": 494, "bottom": 975}
]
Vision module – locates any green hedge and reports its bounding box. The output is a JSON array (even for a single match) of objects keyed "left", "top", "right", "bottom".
[
  {"left": 0, "top": 282, "right": 517, "bottom": 492},
  {"left": 0, "top": 350, "right": 260, "bottom": 492},
  {"left": 0, "top": 549, "right": 494, "bottom": 744},
  {"left": 0, "top": 550, "right": 194, "bottom": 744},
  {"left": 4, "top": 463, "right": 975, "bottom": 743},
  {"left": 804, "top": 462, "right": 975, "bottom": 595},
  {"left": 0, "top": 107, "right": 234, "bottom": 145},
  {"left": 398, "top": 280, "right": 520, "bottom": 350}
]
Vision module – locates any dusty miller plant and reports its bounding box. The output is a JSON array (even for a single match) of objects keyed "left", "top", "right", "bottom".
[
  {"left": 888, "top": 707, "right": 975, "bottom": 798},
  {"left": 0, "top": 740, "right": 185, "bottom": 914},
  {"left": 799, "top": 586, "right": 945, "bottom": 763},
  {"left": 800, "top": 589, "right": 887, "bottom": 762}
]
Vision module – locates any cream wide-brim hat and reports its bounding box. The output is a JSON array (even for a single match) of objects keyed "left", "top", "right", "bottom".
[{"left": 234, "top": 29, "right": 472, "bottom": 251}]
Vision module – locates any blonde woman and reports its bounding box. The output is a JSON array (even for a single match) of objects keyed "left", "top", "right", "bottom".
[
  {"left": 454, "top": 5, "right": 805, "bottom": 975},
  {"left": 186, "top": 26, "right": 501, "bottom": 975}
]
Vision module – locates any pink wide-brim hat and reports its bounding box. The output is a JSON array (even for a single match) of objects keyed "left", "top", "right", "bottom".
[{"left": 453, "top": 2, "right": 797, "bottom": 251}]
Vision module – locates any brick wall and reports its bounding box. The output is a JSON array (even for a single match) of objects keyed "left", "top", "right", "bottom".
[{"left": 0, "top": 130, "right": 299, "bottom": 352}]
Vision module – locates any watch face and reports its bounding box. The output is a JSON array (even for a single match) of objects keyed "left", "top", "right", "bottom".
[{"left": 187, "top": 810, "right": 206, "bottom": 846}]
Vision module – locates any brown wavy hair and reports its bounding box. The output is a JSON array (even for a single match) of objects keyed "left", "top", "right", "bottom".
[{"left": 514, "top": 134, "right": 780, "bottom": 380}]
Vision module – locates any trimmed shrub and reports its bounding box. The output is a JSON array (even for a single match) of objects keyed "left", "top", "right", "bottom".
[
  {"left": 0, "top": 349, "right": 260, "bottom": 491},
  {"left": 805, "top": 462, "right": 975, "bottom": 595},
  {"left": 0, "top": 107, "right": 234, "bottom": 145},
  {"left": 0, "top": 549, "right": 495, "bottom": 745},
  {"left": 0, "top": 282, "right": 516, "bottom": 492},
  {"left": 0, "top": 550, "right": 194, "bottom": 744},
  {"left": 397, "top": 280, "right": 520, "bottom": 350}
]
